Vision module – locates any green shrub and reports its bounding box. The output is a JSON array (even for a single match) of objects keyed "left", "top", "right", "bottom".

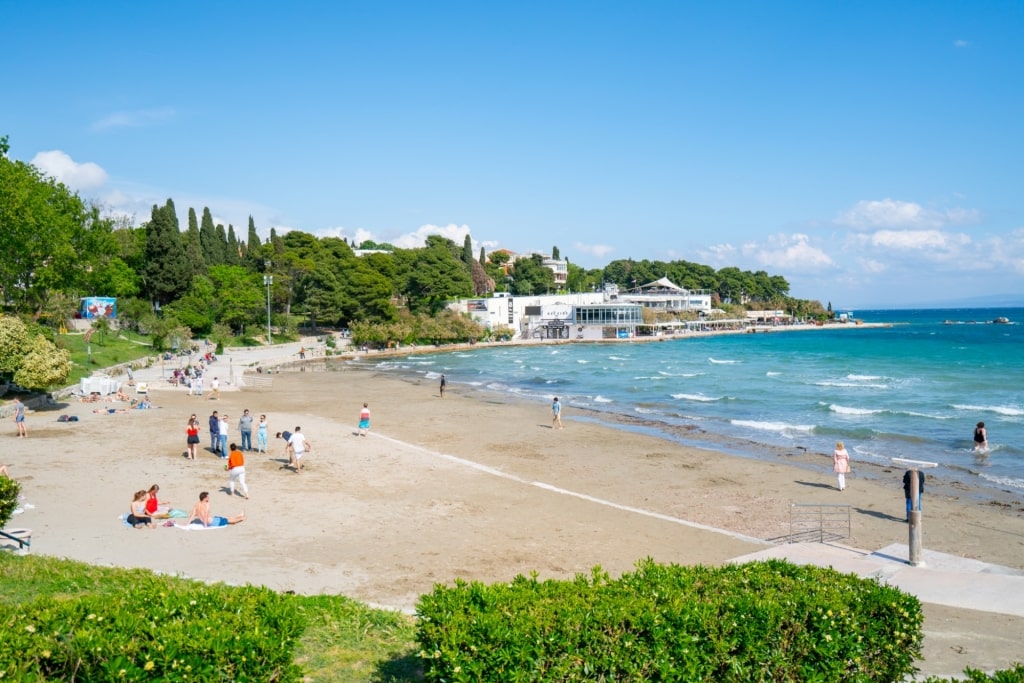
[
  {"left": 0, "top": 475, "right": 21, "bottom": 530},
  {"left": 416, "top": 559, "right": 923, "bottom": 682},
  {"left": 0, "top": 575, "right": 305, "bottom": 681},
  {"left": 922, "top": 665, "right": 1024, "bottom": 682}
]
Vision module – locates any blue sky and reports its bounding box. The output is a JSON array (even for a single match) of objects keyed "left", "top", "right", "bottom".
[{"left": 3, "top": 1, "right": 1023, "bottom": 308}]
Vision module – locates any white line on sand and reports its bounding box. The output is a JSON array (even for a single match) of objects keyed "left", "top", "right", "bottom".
[{"left": 373, "top": 433, "right": 770, "bottom": 547}]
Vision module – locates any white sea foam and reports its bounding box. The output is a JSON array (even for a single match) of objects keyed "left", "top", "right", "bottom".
[
  {"left": 978, "top": 473, "right": 1024, "bottom": 490},
  {"left": 658, "top": 371, "right": 702, "bottom": 377},
  {"left": 846, "top": 374, "right": 884, "bottom": 381},
  {"left": 672, "top": 393, "right": 720, "bottom": 402},
  {"left": 577, "top": 359, "right": 590, "bottom": 364},
  {"left": 593, "top": 395, "right": 613, "bottom": 403},
  {"left": 829, "top": 404, "right": 884, "bottom": 416},
  {"left": 814, "top": 381, "right": 889, "bottom": 389},
  {"left": 608, "top": 355, "right": 628, "bottom": 361},
  {"left": 634, "top": 406, "right": 657, "bottom": 414},
  {"left": 953, "top": 404, "right": 1024, "bottom": 417},
  {"left": 766, "top": 371, "right": 781, "bottom": 377},
  {"left": 731, "top": 419, "right": 814, "bottom": 433},
  {"left": 708, "top": 358, "right": 740, "bottom": 364}
]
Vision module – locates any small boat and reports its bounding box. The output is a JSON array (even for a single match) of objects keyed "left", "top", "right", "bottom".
[{"left": 993, "top": 317, "right": 1010, "bottom": 324}]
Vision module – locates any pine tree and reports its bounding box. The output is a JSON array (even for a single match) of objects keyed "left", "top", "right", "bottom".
[{"left": 144, "top": 199, "right": 191, "bottom": 306}]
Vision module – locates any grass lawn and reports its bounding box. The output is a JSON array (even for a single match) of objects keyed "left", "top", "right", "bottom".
[{"left": 57, "top": 331, "right": 156, "bottom": 386}]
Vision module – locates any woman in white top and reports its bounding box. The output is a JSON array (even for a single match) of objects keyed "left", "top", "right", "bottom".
[{"left": 833, "top": 441, "right": 851, "bottom": 492}]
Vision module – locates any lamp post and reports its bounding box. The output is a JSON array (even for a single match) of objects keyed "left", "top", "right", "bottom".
[{"left": 263, "top": 262, "right": 273, "bottom": 345}]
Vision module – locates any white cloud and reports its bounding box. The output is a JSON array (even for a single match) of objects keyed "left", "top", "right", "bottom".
[
  {"left": 389, "top": 223, "right": 471, "bottom": 249},
  {"left": 835, "top": 198, "right": 980, "bottom": 230},
  {"left": 91, "top": 107, "right": 176, "bottom": 131},
  {"left": 572, "top": 241, "right": 614, "bottom": 259},
  {"left": 698, "top": 243, "right": 737, "bottom": 267},
  {"left": 31, "top": 150, "right": 108, "bottom": 190},
  {"left": 954, "top": 39, "right": 971, "bottom": 48},
  {"left": 753, "top": 233, "right": 834, "bottom": 270}
]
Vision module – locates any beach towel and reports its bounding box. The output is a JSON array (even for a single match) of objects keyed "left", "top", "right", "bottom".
[{"left": 173, "top": 522, "right": 228, "bottom": 531}]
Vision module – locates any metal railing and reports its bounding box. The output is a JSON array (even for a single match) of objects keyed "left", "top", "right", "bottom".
[{"left": 788, "top": 503, "right": 851, "bottom": 543}]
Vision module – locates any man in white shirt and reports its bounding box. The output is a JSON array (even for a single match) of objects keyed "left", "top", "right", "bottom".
[
  {"left": 287, "top": 427, "right": 311, "bottom": 474},
  {"left": 218, "top": 414, "right": 229, "bottom": 458}
]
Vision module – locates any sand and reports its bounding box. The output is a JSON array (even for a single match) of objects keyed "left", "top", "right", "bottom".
[{"left": 5, "top": 349, "right": 1024, "bottom": 677}]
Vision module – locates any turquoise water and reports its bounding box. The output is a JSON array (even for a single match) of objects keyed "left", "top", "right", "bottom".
[{"left": 365, "top": 308, "right": 1024, "bottom": 493}]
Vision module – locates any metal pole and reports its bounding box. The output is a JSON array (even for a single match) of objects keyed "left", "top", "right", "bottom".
[
  {"left": 264, "top": 271, "right": 273, "bottom": 345},
  {"left": 908, "top": 469, "right": 923, "bottom": 566}
]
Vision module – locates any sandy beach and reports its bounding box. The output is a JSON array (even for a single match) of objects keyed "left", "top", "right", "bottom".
[{"left": 4, "top": 343, "right": 1024, "bottom": 677}]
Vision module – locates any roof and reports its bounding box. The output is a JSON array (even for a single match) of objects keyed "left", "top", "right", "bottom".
[{"left": 638, "top": 277, "right": 685, "bottom": 292}]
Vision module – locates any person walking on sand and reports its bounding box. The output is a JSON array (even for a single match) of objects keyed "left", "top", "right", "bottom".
[
  {"left": 358, "top": 403, "right": 371, "bottom": 436},
  {"left": 903, "top": 469, "right": 925, "bottom": 521},
  {"left": 973, "top": 421, "right": 988, "bottom": 452},
  {"left": 226, "top": 443, "right": 249, "bottom": 499},
  {"left": 209, "top": 376, "right": 220, "bottom": 400},
  {"left": 552, "top": 397, "right": 564, "bottom": 429},
  {"left": 186, "top": 414, "right": 201, "bottom": 460},
  {"left": 832, "top": 441, "right": 850, "bottom": 492},
  {"left": 287, "top": 427, "right": 310, "bottom": 473},
  {"left": 13, "top": 397, "right": 27, "bottom": 438},
  {"left": 439, "top": 373, "right": 446, "bottom": 398},
  {"left": 188, "top": 491, "right": 245, "bottom": 527}
]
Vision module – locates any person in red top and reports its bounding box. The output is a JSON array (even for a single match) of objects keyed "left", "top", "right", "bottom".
[
  {"left": 185, "top": 415, "right": 201, "bottom": 460},
  {"left": 145, "top": 484, "right": 170, "bottom": 516},
  {"left": 226, "top": 443, "right": 249, "bottom": 499}
]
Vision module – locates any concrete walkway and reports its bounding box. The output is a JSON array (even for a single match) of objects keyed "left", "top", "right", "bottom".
[{"left": 730, "top": 542, "right": 1024, "bottom": 618}]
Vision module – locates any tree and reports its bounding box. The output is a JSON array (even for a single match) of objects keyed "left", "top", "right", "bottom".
[
  {"left": 143, "top": 200, "right": 191, "bottom": 306},
  {"left": 199, "top": 207, "right": 221, "bottom": 266},
  {"left": 0, "top": 316, "right": 30, "bottom": 377},
  {"left": 184, "top": 208, "right": 205, "bottom": 276},
  {"left": 207, "top": 265, "right": 263, "bottom": 333},
  {"left": 14, "top": 334, "right": 71, "bottom": 389},
  {"left": 462, "top": 234, "right": 474, "bottom": 265},
  {"left": 400, "top": 236, "right": 474, "bottom": 314},
  {"left": 552, "top": 245, "right": 560, "bottom": 260},
  {"left": 509, "top": 254, "right": 555, "bottom": 295},
  {"left": 245, "top": 216, "right": 263, "bottom": 271},
  {"left": 226, "top": 224, "right": 241, "bottom": 265},
  {"left": 479, "top": 246, "right": 486, "bottom": 266}
]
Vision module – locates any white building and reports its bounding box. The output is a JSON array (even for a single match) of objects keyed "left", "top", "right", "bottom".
[
  {"left": 617, "top": 277, "right": 713, "bottom": 314},
  {"left": 453, "top": 291, "right": 643, "bottom": 340}
]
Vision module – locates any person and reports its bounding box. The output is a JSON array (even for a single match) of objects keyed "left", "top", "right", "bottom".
[
  {"left": 115, "top": 388, "right": 131, "bottom": 402},
  {"left": 0, "top": 464, "right": 10, "bottom": 478},
  {"left": 239, "top": 409, "right": 254, "bottom": 451},
  {"left": 13, "top": 397, "right": 27, "bottom": 438},
  {"left": 439, "top": 373, "right": 446, "bottom": 398},
  {"left": 832, "top": 441, "right": 851, "bottom": 492},
  {"left": 218, "top": 414, "right": 229, "bottom": 459},
  {"left": 209, "top": 410, "right": 220, "bottom": 453},
  {"left": 209, "top": 376, "right": 220, "bottom": 401},
  {"left": 145, "top": 484, "right": 171, "bottom": 517},
  {"left": 93, "top": 407, "right": 128, "bottom": 414},
  {"left": 552, "top": 397, "right": 563, "bottom": 429},
  {"left": 903, "top": 469, "right": 925, "bottom": 521},
  {"left": 276, "top": 429, "right": 294, "bottom": 464},
  {"left": 186, "top": 415, "right": 201, "bottom": 460},
  {"left": 127, "top": 490, "right": 154, "bottom": 528},
  {"left": 358, "top": 403, "right": 371, "bottom": 436},
  {"left": 137, "top": 397, "right": 153, "bottom": 409},
  {"left": 257, "top": 414, "right": 269, "bottom": 453},
  {"left": 194, "top": 374, "right": 204, "bottom": 397},
  {"left": 973, "top": 421, "right": 988, "bottom": 452},
  {"left": 287, "top": 426, "right": 310, "bottom": 473},
  {"left": 187, "top": 491, "right": 245, "bottom": 527},
  {"left": 226, "top": 443, "right": 249, "bottom": 499}
]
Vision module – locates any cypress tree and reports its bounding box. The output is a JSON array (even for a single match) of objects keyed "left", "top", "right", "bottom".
[
  {"left": 185, "top": 207, "right": 205, "bottom": 275},
  {"left": 144, "top": 199, "right": 191, "bottom": 306},
  {"left": 479, "top": 246, "right": 486, "bottom": 266},
  {"left": 227, "top": 224, "right": 240, "bottom": 265},
  {"left": 462, "top": 234, "right": 474, "bottom": 265},
  {"left": 215, "top": 223, "right": 229, "bottom": 264},
  {"left": 246, "top": 216, "right": 262, "bottom": 270},
  {"left": 199, "top": 207, "right": 220, "bottom": 266}
]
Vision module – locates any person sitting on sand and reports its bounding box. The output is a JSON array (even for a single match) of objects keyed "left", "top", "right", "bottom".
[
  {"left": 187, "top": 491, "right": 245, "bottom": 527},
  {"left": 127, "top": 490, "right": 155, "bottom": 528},
  {"left": 145, "top": 484, "right": 171, "bottom": 517},
  {"left": 94, "top": 407, "right": 128, "bottom": 414},
  {"left": 115, "top": 388, "right": 131, "bottom": 402}
]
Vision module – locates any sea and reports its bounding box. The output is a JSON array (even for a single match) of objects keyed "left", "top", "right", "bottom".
[{"left": 356, "top": 308, "right": 1024, "bottom": 496}]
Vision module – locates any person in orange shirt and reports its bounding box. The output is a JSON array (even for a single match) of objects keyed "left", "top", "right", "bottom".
[{"left": 226, "top": 443, "right": 249, "bottom": 499}]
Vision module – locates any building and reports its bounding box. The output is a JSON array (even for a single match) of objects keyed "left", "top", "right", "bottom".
[
  {"left": 617, "top": 277, "right": 712, "bottom": 314},
  {"left": 454, "top": 291, "right": 643, "bottom": 340}
]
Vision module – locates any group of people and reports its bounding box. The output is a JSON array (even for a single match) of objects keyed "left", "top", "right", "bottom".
[
  {"left": 198, "top": 409, "right": 268, "bottom": 460},
  {"left": 832, "top": 441, "right": 928, "bottom": 522},
  {"left": 127, "top": 483, "right": 244, "bottom": 528}
]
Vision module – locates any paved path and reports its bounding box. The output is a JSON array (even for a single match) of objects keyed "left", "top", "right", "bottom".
[{"left": 730, "top": 542, "right": 1024, "bottom": 617}]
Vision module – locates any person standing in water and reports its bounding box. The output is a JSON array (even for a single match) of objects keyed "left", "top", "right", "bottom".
[
  {"left": 973, "top": 421, "right": 988, "bottom": 452},
  {"left": 832, "top": 441, "right": 850, "bottom": 492}
]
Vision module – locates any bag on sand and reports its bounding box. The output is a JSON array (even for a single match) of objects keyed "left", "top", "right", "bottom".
[
  {"left": 168, "top": 508, "right": 188, "bottom": 518},
  {"left": 57, "top": 415, "right": 79, "bottom": 422}
]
